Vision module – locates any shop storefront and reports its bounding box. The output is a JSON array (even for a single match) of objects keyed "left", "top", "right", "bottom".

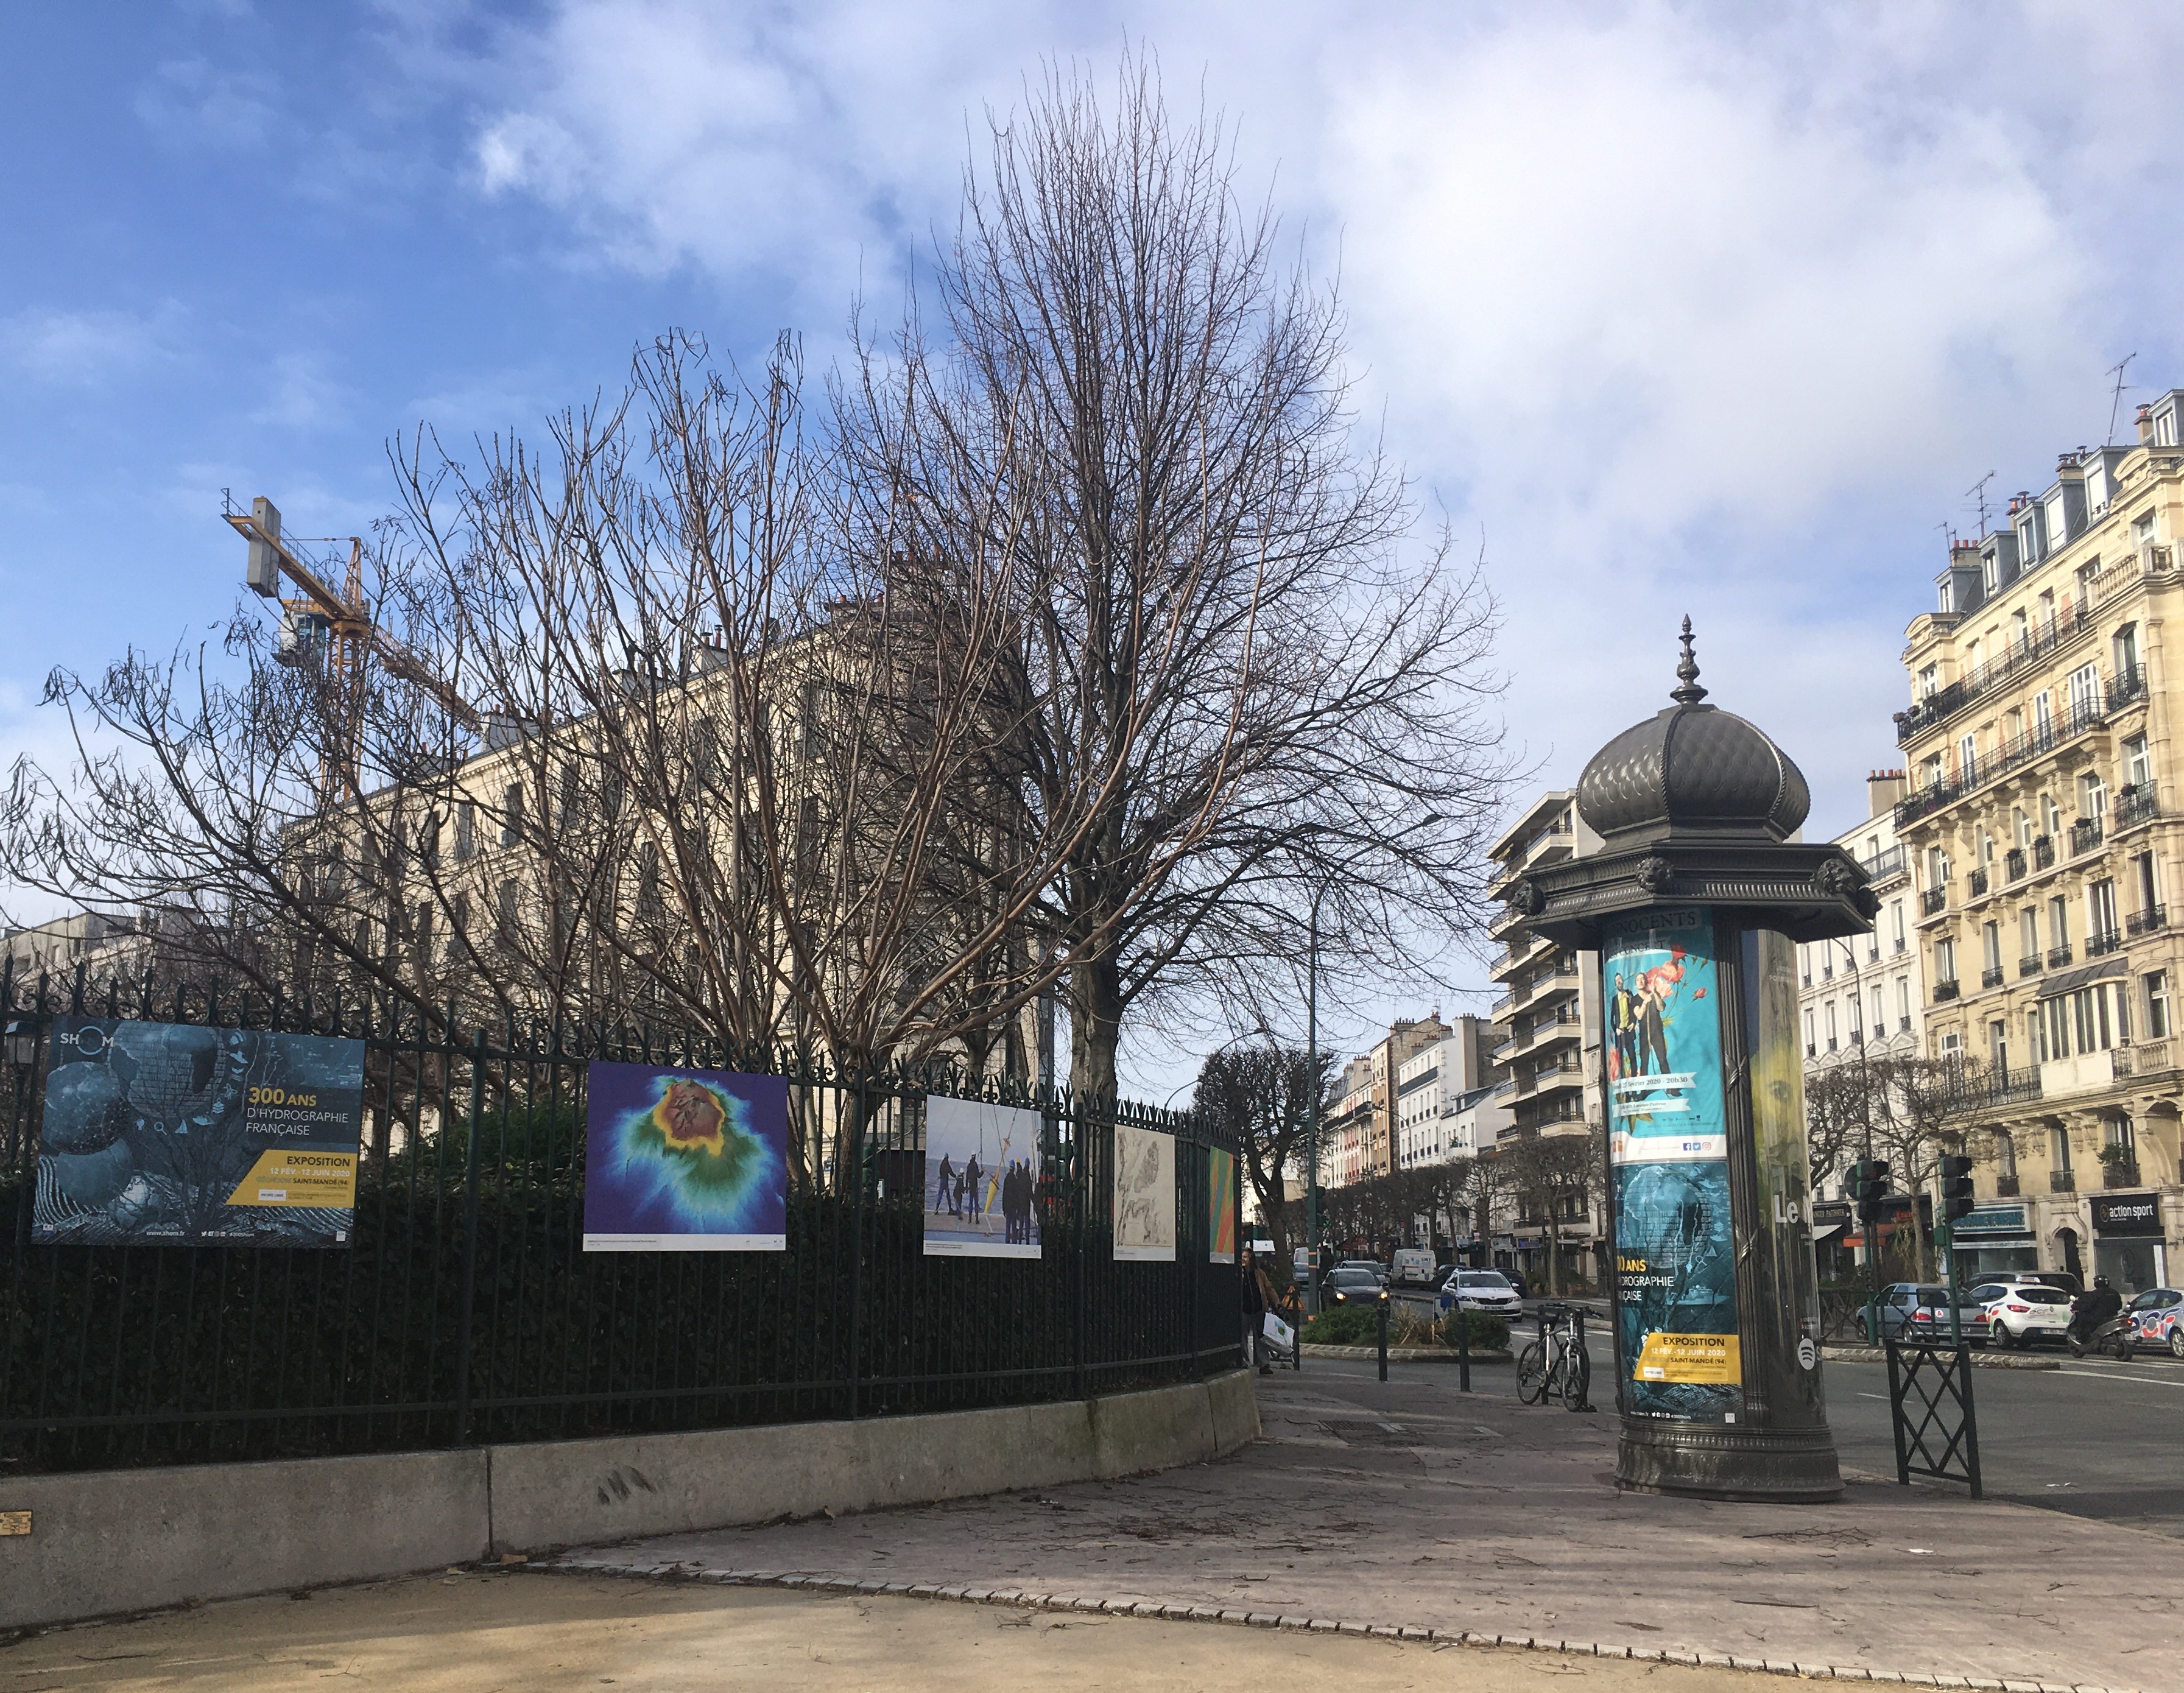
[
  {"left": 1811, "top": 1199, "right": 1854, "bottom": 1282},
  {"left": 2090, "top": 1193, "right": 2169, "bottom": 1295},
  {"left": 1950, "top": 1202, "right": 2040, "bottom": 1279}
]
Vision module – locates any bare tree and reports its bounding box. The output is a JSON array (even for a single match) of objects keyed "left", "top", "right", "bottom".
[
  {"left": 853, "top": 54, "right": 1512, "bottom": 1097},
  {"left": 1191, "top": 1041, "right": 1326, "bottom": 1273},
  {"left": 1501, "top": 1127, "right": 1606, "bottom": 1295}
]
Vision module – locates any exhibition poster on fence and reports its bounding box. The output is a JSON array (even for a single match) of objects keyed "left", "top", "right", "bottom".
[
  {"left": 1113, "top": 1122, "right": 1176, "bottom": 1262},
  {"left": 923, "top": 1095, "right": 1043, "bottom": 1259},
  {"left": 34, "top": 1018, "right": 366, "bottom": 1247},
  {"left": 582, "top": 1061, "right": 789, "bottom": 1250}
]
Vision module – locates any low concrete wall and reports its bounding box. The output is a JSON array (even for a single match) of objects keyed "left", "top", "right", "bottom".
[
  {"left": 1, "top": 1371, "right": 1257, "bottom": 1630},
  {"left": 1, "top": 1447, "right": 490, "bottom": 1633}
]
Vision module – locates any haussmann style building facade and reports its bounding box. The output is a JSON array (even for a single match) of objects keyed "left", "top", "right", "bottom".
[{"left": 1893, "top": 390, "right": 2184, "bottom": 1292}]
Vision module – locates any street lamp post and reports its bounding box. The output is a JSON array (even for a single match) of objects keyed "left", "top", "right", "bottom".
[{"left": 1303, "top": 881, "right": 1325, "bottom": 1314}]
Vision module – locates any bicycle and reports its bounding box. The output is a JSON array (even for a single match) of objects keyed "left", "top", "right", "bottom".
[{"left": 1516, "top": 1301, "right": 1594, "bottom": 1410}]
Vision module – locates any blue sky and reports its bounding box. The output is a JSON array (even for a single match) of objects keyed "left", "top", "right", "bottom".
[{"left": 7, "top": 2, "right": 2184, "bottom": 1092}]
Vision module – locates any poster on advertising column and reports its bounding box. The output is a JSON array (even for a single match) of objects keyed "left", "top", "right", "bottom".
[
  {"left": 582, "top": 1062, "right": 789, "bottom": 1250},
  {"left": 923, "top": 1095, "right": 1043, "bottom": 1258},
  {"left": 33, "top": 1018, "right": 366, "bottom": 1247},
  {"left": 1604, "top": 908, "right": 1744, "bottom": 1421}
]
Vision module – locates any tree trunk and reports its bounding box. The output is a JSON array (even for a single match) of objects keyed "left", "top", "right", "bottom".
[{"left": 1069, "top": 952, "right": 1124, "bottom": 1099}]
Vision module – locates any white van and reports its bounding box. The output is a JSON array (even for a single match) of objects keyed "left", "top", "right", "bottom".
[{"left": 1391, "top": 1247, "right": 1438, "bottom": 1287}]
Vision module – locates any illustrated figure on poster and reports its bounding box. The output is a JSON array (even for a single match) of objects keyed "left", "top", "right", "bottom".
[
  {"left": 1113, "top": 1124, "right": 1176, "bottom": 1261},
  {"left": 965, "top": 1152, "right": 984, "bottom": 1222},
  {"left": 1635, "top": 949, "right": 1684, "bottom": 1076}
]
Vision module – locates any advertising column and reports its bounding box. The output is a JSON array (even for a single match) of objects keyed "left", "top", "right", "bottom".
[{"left": 1603, "top": 908, "right": 1744, "bottom": 1423}]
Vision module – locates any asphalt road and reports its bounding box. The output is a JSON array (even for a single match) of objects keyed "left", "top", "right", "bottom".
[{"left": 1824, "top": 1353, "right": 2184, "bottom": 1538}]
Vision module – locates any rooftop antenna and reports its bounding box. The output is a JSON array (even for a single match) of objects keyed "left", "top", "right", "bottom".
[
  {"left": 2106, "top": 353, "right": 2139, "bottom": 445},
  {"left": 1964, "top": 471, "right": 1996, "bottom": 540},
  {"left": 1936, "top": 518, "right": 1957, "bottom": 553}
]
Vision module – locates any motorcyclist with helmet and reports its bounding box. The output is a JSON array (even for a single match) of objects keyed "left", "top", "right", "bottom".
[{"left": 2068, "top": 1276, "right": 2124, "bottom": 1353}]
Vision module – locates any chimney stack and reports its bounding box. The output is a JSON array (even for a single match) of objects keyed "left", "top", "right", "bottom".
[{"left": 1867, "top": 768, "right": 1908, "bottom": 817}]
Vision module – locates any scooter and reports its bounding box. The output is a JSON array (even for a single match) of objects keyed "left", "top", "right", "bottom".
[{"left": 2066, "top": 1314, "right": 2136, "bottom": 1361}]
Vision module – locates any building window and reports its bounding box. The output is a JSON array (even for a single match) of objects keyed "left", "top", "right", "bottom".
[
  {"left": 501, "top": 783, "right": 526, "bottom": 848},
  {"left": 1958, "top": 734, "right": 1978, "bottom": 784},
  {"left": 2052, "top": 1125, "right": 2073, "bottom": 1174},
  {"left": 2124, "top": 734, "right": 2152, "bottom": 792},
  {"left": 1981, "top": 921, "right": 2001, "bottom": 974},
  {"left": 2115, "top": 622, "right": 2140, "bottom": 681},
  {"left": 1896, "top": 976, "right": 1911, "bottom": 1030},
  {"left": 1824, "top": 1001, "right": 1838, "bottom": 1051},
  {"left": 2012, "top": 806, "right": 2031, "bottom": 847},
  {"left": 1987, "top": 1018, "right": 2007, "bottom": 1073},
  {"left": 2079, "top": 770, "right": 2107, "bottom": 824},
  {"left": 1995, "top": 1128, "right": 2018, "bottom": 1181},
  {"left": 2067, "top": 663, "right": 2102, "bottom": 729},
  {"left": 2020, "top": 907, "right": 2039, "bottom": 962},
  {"left": 1919, "top": 663, "right": 1939, "bottom": 700},
  {"left": 1803, "top": 1009, "right": 1816, "bottom": 1059},
  {"left": 2071, "top": 986, "right": 2112, "bottom": 1054},
  {"left": 2029, "top": 1004, "right": 2049, "bottom": 1065},
  {"left": 2146, "top": 971, "right": 2171, "bottom": 1040},
  {"left": 1934, "top": 937, "right": 1957, "bottom": 984},
  {"left": 2041, "top": 791, "right": 2061, "bottom": 837},
  {"left": 2088, "top": 879, "right": 2118, "bottom": 943},
  {"left": 1890, "top": 899, "right": 1906, "bottom": 951},
  {"left": 2049, "top": 896, "right": 2070, "bottom": 949},
  {"left": 456, "top": 802, "right": 476, "bottom": 862}
]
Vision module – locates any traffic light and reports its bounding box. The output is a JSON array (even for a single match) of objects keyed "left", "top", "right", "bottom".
[
  {"left": 1850, "top": 1158, "right": 1891, "bottom": 1223},
  {"left": 1939, "top": 1153, "right": 1974, "bottom": 1223}
]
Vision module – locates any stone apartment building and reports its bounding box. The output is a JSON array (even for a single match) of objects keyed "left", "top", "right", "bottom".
[
  {"left": 1487, "top": 789, "right": 1607, "bottom": 1279},
  {"left": 1893, "top": 390, "right": 2184, "bottom": 1292},
  {"left": 1392, "top": 1015, "right": 1506, "bottom": 1169},
  {"left": 1795, "top": 770, "right": 1928, "bottom": 1176},
  {"left": 1325, "top": 1014, "right": 1454, "bottom": 1186}
]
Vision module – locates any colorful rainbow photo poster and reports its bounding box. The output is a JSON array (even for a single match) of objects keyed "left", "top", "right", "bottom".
[{"left": 582, "top": 1062, "right": 789, "bottom": 1250}]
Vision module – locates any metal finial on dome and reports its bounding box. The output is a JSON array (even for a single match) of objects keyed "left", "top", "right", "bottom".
[{"left": 1671, "top": 614, "right": 1708, "bottom": 706}]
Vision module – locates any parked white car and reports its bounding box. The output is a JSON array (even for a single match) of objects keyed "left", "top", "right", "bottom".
[{"left": 1970, "top": 1280, "right": 2073, "bottom": 1348}]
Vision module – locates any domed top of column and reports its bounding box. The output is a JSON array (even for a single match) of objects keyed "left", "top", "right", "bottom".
[{"left": 1575, "top": 618, "right": 1811, "bottom": 843}]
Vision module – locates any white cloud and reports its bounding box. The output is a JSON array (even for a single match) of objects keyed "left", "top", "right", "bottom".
[{"left": 0, "top": 306, "right": 186, "bottom": 387}]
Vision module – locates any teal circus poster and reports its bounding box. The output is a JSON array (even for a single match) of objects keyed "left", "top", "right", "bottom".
[
  {"left": 582, "top": 1062, "right": 789, "bottom": 1251},
  {"left": 1603, "top": 908, "right": 1744, "bottom": 1421}
]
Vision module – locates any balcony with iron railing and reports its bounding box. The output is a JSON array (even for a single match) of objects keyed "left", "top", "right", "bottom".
[
  {"left": 2019, "top": 953, "right": 2042, "bottom": 977},
  {"left": 1893, "top": 604, "right": 2093, "bottom": 747},
  {"left": 2103, "top": 1160, "right": 2143, "bottom": 1189},
  {"left": 1981, "top": 965, "right": 2005, "bottom": 988},
  {"left": 2113, "top": 785, "right": 2160, "bottom": 832},
  {"left": 2070, "top": 816, "right": 2104, "bottom": 856},
  {"left": 1933, "top": 979, "right": 1960, "bottom": 1002},
  {"left": 1861, "top": 844, "right": 1910, "bottom": 886},
  {"left": 1896, "top": 697, "right": 2113, "bottom": 830},
  {"left": 1993, "top": 1174, "right": 2021, "bottom": 1198},
  {"left": 1920, "top": 887, "right": 1947, "bottom": 917},
  {"left": 2051, "top": 1169, "right": 2077, "bottom": 1192},
  {"left": 2085, "top": 927, "right": 2124, "bottom": 958},
  {"left": 2127, "top": 904, "right": 2168, "bottom": 937},
  {"left": 2048, "top": 944, "right": 2073, "bottom": 967},
  {"left": 2034, "top": 834, "right": 2056, "bottom": 870},
  {"left": 1968, "top": 867, "right": 1990, "bottom": 898}
]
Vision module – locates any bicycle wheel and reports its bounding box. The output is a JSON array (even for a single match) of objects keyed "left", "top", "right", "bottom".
[
  {"left": 1516, "top": 1340, "right": 1547, "bottom": 1404},
  {"left": 1563, "top": 1341, "right": 1591, "bottom": 1410}
]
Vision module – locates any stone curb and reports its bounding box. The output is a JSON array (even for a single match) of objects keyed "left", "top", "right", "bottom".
[
  {"left": 1821, "top": 1345, "right": 2060, "bottom": 1371},
  {"left": 1298, "top": 1345, "right": 1513, "bottom": 1363},
  {"left": 529, "top": 1555, "right": 2133, "bottom": 1693}
]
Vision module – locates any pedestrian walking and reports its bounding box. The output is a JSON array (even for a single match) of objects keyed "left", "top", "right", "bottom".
[{"left": 1240, "top": 1248, "right": 1277, "bottom": 1374}]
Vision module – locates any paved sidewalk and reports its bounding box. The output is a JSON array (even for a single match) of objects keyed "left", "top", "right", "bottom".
[
  {"left": 557, "top": 1360, "right": 2177, "bottom": 1692},
  {"left": 0, "top": 1570, "right": 1799, "bottom": 1693}
]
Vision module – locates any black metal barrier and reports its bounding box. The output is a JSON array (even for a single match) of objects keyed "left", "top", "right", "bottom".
[{"left": 1883, "top": 1339, "right": 1982, "bottom": 1498}]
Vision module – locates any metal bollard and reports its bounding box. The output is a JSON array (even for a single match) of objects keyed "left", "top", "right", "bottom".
[
  {"left": 1378, "top": 1296, "right": 1389, "bottom": 1382},
  {"left": 1457, "top": 1301, "right": 1471, "bottom": 1393}
]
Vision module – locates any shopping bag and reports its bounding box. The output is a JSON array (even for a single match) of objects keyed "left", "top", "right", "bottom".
[{"left": 1263, "top": 1312, "right": 1295, "bottom": 1353}]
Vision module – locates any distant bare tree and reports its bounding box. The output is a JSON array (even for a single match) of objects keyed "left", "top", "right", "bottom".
[
  {"left": 1501, "top": 1127, "right": 1607, "bottom": 1295},
  {"left": 853, "top": 54, "right": 1512, "bottom": 1097},
  {"left": 1191, "top": 1041, "right": 1327, "bottom": 1274}
]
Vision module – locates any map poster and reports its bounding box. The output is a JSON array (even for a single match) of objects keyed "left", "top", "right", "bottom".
[
  {"left": 35, "top": 1018, "right": 365, "bottom": 1248},
  {"left": 1113, "top": 1122, "right": 1176, "bottom": 1262},
  {"left": 1207, "top": 1146, "right": 1238, "bottom": 1265},
  {"left": 582, "top": 1062, "right": 789, "bottom": 1251},
  {"left": 1602, "top": 907, "right": 1744, "bottom": 1422},
  {"left": 923, "top": 1096, "right": 1043, "bottom": 1259}
]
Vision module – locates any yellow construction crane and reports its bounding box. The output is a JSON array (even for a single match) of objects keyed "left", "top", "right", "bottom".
[{"left": 227, "top": 495, "right": 482, "bottom": 805}]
